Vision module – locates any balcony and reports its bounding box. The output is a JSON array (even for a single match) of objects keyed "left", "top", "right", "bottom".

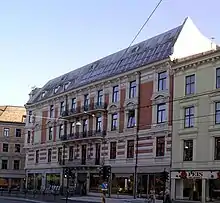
[
  {"left": 60, "top": 130, "right": 106, "bottom": 141},
  {"left": 60, "top": 102, "right": 108, "bottom": 119},
  {"left": 65, "top": 158, "right": 101, "bottom": 167}
]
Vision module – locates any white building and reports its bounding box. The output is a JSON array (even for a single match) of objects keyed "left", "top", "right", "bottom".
[{"left": 171, "top": 50, "right": 220, "bottom": 203}]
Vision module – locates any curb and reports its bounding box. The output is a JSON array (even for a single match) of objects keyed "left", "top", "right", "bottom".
[{"left": 0, "top": 196, "right": 48, "bottom": 203}]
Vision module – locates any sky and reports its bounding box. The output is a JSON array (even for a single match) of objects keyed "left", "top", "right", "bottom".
[{"left": 0, "top": 0, "right": 219, "bottom": 106}]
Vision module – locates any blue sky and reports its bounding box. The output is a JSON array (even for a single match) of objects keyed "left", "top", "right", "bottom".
[{"left": 0, "top": 0, "right": 219, "bottom": 106}]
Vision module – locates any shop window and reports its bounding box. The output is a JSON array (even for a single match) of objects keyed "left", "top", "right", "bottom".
[{"left": 183, "top": 140, "right": 193, "bottom": 161}]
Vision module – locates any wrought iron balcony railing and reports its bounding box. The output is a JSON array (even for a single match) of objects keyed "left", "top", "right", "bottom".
[
  {"left": 60, "top": 102, "right": 108, "bottom": 118},
  {"left": 65, "top": 158, "right": 101, "bottom": 167}
]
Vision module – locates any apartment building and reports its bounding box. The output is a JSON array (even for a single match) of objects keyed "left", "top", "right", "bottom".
[
  {"left": 0, "top": 106, "right": 26, "bottom": 189},
  {"left": 171, "top": 50, "right": 220, "bottom": 203},
  {"left": 24, "top": 17, "right": 216, "bottom": 196}
]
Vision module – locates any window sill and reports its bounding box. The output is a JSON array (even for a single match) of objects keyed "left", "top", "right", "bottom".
[{"left": 208, "top": 124, "right": 220, "bottom": 132}]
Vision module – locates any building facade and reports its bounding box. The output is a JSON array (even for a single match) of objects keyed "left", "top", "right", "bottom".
[
  {"left": 171, "top": 50, "right": 220, "bottom": 203},
  {"left": 24, "top": 17, "right": 216, "bottom": 196},
  {"left": 0, "top": 106, "right": 26, "bottom": 189}
]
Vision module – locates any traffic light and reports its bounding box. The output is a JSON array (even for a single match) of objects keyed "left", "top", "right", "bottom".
[
  {"left": 99, "top": 165, "right": 111, "bottom": 181},
  {"left": 161, "top": 170, "right": 169, "bottom": 182}
]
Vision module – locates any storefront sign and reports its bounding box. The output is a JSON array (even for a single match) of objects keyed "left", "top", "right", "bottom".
[{"left": 187, "top": 171, "right": 203, "bottom": 178}]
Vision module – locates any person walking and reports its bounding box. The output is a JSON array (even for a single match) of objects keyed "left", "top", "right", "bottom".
[{"left": 164, "top": 187, "right": 172, "bottom": 203}]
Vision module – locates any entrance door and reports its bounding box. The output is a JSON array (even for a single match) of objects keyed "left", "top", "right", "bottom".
[
  {"left": 81, "top": 145, "right": 87, "bottom": 165},
  {"left": 95, "top": 143, "right": 100, "bottom": 165}
]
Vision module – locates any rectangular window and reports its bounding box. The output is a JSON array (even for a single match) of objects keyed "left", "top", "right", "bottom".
[
  {"left": 36, "top": 150, "right": 39, "bottom": 163},
  {"left": 2, "top": 160, "right": 8, "bottom": 169},
  {"left": 59, "top": 124, "right": 64, "bottom": 138},
  {"left": 27, "top": 131, "right": 31, "bottom": 144},
  {"left": 50, "top": 105, "right": 54, "bottom": 118},
  {"left": 48, "top": 149, "right": 52, "bottom": 163},
  {"left": 110, "top": 142, "right": 117, "bottom": 159},
  {"left": 3, "top": 143, "right": 8, "bottom": 152},
  {"left": 82, "top": 119, "right": 88, "bottom": 136},
  {"left": 127, "top": 140, "right": 134, "bottom": 158},
  {"left": 15, "top": 129, "right": 21, "bottom": 137},
  {"left": 96, "top": 116, "right": 102, "bottom": 132},
  {"left": 111, "top": 113, "right": 118, "bottom": 131},
  {"left": 58, "top": 147, "right": 62, "bottom": 163},
  {"left": 15, "top": 144, "right": 21, "bottom": 153},
  {"left": 127, "top": 110, "right": 135, "bottom": 128},
  {"left": 185, "top": 74, "right": 195, "bottom": 95},
  {"left": 84, "top": 94, "right": 89, "bottom": 111},
  {"left": 215, "top": 137, "right": 220, "bottom": 160},
  {"left": 215, "top": 102, "right": 220, "bottom": 124},
  {"left": 129, "top": 81, "right": 136, "bottom": 98},
  {"left": 3, "top": 128, "right": 9, "bottom": 137},
  {"left": 13, "top": 160, "right": 20, "bottom": 170},
  {"left": 183, "top": 140, "right": 193, "bottom": 161},
  {"left": 69, "top": 146, "right": 74, "bottom": 161},
  {"left": 97, "top": 90, "right": 103, "bottom": 105},
  {"left": 156, "top": 137, "right": 165, "bottom": 157},
  {"left": 48, "top": 127, "right": 53, "bottom": 140},
  {"left": 60, "top": 101, "right": 65, "bottom": 115},
  {"left": 112, "top": 85, "right": 119, "bottom": 103},
  {"left": 184, "top": 106, "right": 194, "bottom": 128},
  {"left": 28, "top": 111, "right": 32, "bottom": 123},
  {"left": 158, "top": 71, "right": 167, "bottom": 91},
  {"left": 157, "top": 103, "right": 166, "bottom": 123},
  {"left": 71, "top": 98, "right": 76, "bottom": 110},
  {"left": 216, "top": 68, "right": 220, "bottom": 89}
]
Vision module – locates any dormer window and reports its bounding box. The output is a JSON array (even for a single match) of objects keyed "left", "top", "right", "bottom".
[
  {"left": 131, "top": 46, "right": 139, "bottom": 53},
  {"left": 64, "top": 82, "right": 70, "bottom": 90},
  {"left": 54, "top": 86, "right": 60, "bottom": 94},
  {"left": 41, "top": 91, "right": 46, "bottom": 98}
]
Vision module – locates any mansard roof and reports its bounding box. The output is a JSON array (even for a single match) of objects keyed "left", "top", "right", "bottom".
[{"left": 28, "top": 22, "right": 184, "bottom": 104}]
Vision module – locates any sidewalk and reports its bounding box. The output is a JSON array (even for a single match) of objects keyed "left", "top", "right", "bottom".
[{"left": 68, "top": 193, "right": 163, "bottom": 203}]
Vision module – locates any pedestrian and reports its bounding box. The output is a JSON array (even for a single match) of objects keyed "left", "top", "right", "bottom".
[{"left": 165, "top": 187, "right": 172, "bottom": 203}]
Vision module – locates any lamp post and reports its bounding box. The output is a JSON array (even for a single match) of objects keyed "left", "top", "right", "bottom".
[{"left": 133, "top": 72, "right": 141, "bottom": 199}]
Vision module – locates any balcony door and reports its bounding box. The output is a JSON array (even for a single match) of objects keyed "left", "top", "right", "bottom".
[
  {"left": 95, "top": 143, "right": 100, "bottom": 165},
  {"left": 81, "top": 145, "right": 87, "bottom": 165}
]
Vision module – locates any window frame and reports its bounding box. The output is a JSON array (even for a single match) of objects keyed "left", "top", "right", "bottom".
[
  {"left": 60, "top": 101, "right": 65, "bottom": 115},
  {"left": 2, "top": 160, "right": 8, "bottom": 169},
  {"left": 36, "top": 150, "right": 39, "bottom": 163},
  {"left": 157, "top": 103, "right": 166, "bottom": 124},
  {"left": 184, "top": 106, "right": 194, "bottom": 128},
  {"left": 215, "top": 102, "right": 220, "bottom": 124},
  {"left": 185, "top": 74, "right": 195, "bottom": 95},
  {"left": 111, "top": 113, "right": 118, "bottom": 131},
  {"left": 112, "top": 85, "right": 119, "bottom": 103},
  {"left": 156, "top": 136, "right": 165, "bottom": 157},
  {"left": 97, "top": 90, "right": 103, "bottom": 105},
  {"left": 48, "top": 127, "right": 53, "bottom": 140},
  {"left": 183, "top": 139, "right": 193, "bottom": 161},
  {"left": 127, "top": 110, "right": 135, "bottom": 128},
  {"left": 50, "top": 105, "right": 54, "bottom": 118},
  {"left": 110, "top": 142, "right": 117, "bottom": 159},
  {"left": 13, "top": 160, "right": 20, "bottom": 170},
  {"left": 3, "top": 143, "right": 8, "bottom": 152},
  {"left": 158, "top": 71, "right": 167, "bottom": 91},
  {"left": 15, "top": 129, "right": 21, "bottom": 137},
  {"left": 48, "top": 149, "right": 52, "bottom": 163},
  {"left": 129, "top": 80, "right": 136, "bottom": 98},
  {"left": 3, "top": 128, "right": 9, "bottom": 137},
  {"left": 127, "top": 140, "right": 134, "bottom": 158},
  {"left": 216, "top": 68, "right": 220, "bottom": 89},
  {"left": 15, "top": 144, "right": 21, "bottom": 153}
]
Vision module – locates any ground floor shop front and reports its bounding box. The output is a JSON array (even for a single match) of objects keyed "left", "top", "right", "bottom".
[
  {"left": 26, "top": 165, "right": 169, "bottom": 196},
  {"left": 171, "top": 170, "right": 220, "bottom": 203}
]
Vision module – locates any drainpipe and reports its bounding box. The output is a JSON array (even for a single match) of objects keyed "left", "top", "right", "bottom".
[{"left": 134, "top": 71, "right": 141, "bottom": 199}]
